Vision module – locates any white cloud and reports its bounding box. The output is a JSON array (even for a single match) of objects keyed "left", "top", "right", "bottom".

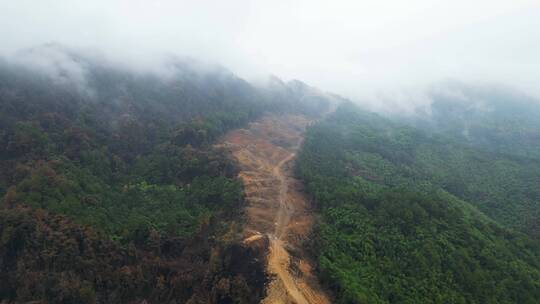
[{"left": 1, "top": 0, "right": 539, "bottom": 102}]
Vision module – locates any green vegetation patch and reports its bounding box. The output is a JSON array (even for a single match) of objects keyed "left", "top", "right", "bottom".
[{"left": 296, "top": 103, "right": 540, "bottom": 303}]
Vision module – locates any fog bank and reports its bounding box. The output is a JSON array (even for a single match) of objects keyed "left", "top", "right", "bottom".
[{"left": 1, "top": 0, "right": 539, "bottom": 107}]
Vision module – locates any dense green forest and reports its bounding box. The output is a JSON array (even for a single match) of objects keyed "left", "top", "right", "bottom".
[
  {"left": 3, "top": 45, "right": 540, "bottom": 304},
  {"left": 0, "top": 45, "right": 330, "bottom": 303},
  {"left": 296, "top": 103, "right": 540, "bottom": 303}
]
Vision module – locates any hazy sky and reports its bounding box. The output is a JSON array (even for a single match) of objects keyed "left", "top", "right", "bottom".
[{"left": 1, "top": 0, "right": 540, "bottom": 100}]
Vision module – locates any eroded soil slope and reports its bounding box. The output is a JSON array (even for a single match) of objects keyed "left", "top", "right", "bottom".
[{"left": 222, "top": 114, "right": 330, "bottom": 304}]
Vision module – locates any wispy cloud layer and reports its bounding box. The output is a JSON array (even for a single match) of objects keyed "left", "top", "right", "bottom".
[{"left": 1, "top": 0, "right": 539, "bottom": 102}]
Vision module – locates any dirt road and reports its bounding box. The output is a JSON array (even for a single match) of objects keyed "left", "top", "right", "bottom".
[{"left": 223, "top": 114, "right": 330, "bottom": 304}]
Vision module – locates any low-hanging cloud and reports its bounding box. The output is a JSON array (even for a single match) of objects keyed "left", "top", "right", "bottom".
[{"left": 1, "top": 0, "right": 540, "bottom": 106}]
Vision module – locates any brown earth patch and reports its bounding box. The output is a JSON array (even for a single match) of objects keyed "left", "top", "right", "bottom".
[{"left": 221, "top": 114, "right": 330, "bottom": 304}]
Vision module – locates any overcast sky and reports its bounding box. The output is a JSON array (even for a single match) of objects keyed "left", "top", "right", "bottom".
[{"left": 1, "top": 0, "right": 540, "bottom": 101}]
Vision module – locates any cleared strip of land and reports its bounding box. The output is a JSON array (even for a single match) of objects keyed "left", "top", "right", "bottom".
[{"left": 223, "top": 114, "right": 330, "bottom": 304}]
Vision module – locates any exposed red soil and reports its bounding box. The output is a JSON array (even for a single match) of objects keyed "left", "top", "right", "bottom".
[{"left": 221, "top": 114, "right": 330, "bottom": 304}]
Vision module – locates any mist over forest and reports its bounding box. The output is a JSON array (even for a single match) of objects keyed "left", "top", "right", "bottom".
[{"left": 1, "top": 1, "right": 540, "bottom": 304}]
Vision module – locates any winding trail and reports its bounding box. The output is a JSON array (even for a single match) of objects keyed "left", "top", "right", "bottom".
[
  {"left": 223, "top": 114, "right": 330, "bottom": 304},
  {"left": 273, "top": 149, "right": 297, "bottom": 239}
]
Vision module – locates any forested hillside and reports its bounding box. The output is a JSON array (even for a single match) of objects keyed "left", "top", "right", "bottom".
[
  {"left": 3, "top": 44, "right": 540, "bottom": 304},
  {"left": 0, "top": 45, "right": 330, "bottom": 303},
  {"left": 401, "top": 83, "right": 540, "bottom": 159},
  {"left": 296, "top": 103, "right": 540, "bottom": 303}
]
